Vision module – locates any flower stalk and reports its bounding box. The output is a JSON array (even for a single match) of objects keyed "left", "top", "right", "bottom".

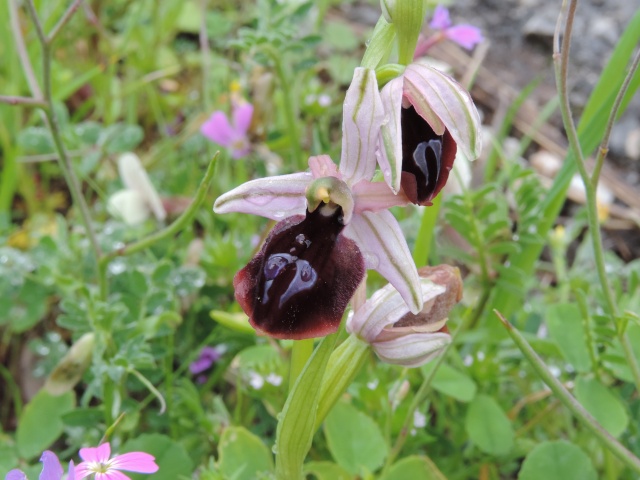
[{"left": 553, "top": 0, "right": 640, "bottom": 393}]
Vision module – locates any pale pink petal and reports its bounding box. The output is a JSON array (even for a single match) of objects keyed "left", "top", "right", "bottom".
[
  {"left": 200, "top": 111, "right": 235, "bottom": 146},
  {"left": 95, "top": 472, "right": 131, "bottom": 480},
  {"left": 372, "top": 332, "right": 451, "bottom": 367},
  {"left": 347, "top": 281, "right": 414, "bottom": 341},
  {"left": 352, "top": 179, "right": 409, "bottom": 212},
  {"left": 117, "top": 153, "right": 166, "bottom": 221},
  {"left": 344, "top": 211, "right": 422, "bottom": 313},
  {"left": 73, "top": 462, "right": 92, "bottom": 479},
  {"left": 340, "top": 68, "right": 385, "bottom": 185},
  {"left": 309, "top": 155, "right": 340, "bottom": 179},
  {"left": 347, "top": 278, "right": 447, "bottom": 341},
  {"left": 232, "top": 103, "right": 254, "bottom": 134},
  {"left": 446, "top": 25, "right": 483, "bottom": 50},
  {"left": 429, "top": 5, "right": 451, "bottom": 30},
  {"left": 110, "top": 452, "right": 159, "bottom": 474},
  {"left": 213, "top": 172, "right": 311, "bottom": 220},
  {"left": 39, "top": 451, "right": 63, "bottom": 480},
  {"left": 79, "top": 443, "right": 111, "bottom": 464},
  {"left": 377, "top": 77, "right": 404, "bottom": 193},
  {"left": 403, "top": 62, "right": 482, "bottom": 161}
]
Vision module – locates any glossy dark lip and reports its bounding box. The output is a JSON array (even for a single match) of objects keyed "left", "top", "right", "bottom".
[
  {"left": 234, "top": 207, "right": 365, "bottom": 340},
  {"left": 400, "top": 105, "right": 457, "bottom": 206}
]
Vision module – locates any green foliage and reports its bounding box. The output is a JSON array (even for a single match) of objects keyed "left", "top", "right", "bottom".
[{"left": 518, "top": 440, "right": 597, "bottom": 480}]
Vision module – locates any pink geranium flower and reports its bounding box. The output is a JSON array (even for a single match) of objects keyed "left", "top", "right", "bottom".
[
  {"left": 74, "top": 443, "right": 158, "bottom": 480},
  {"left": 200, "top": 103, "right": 253, "bottom": 159},
  {"left": 429, "top": 5, "right": 483, "bottom": 50}
]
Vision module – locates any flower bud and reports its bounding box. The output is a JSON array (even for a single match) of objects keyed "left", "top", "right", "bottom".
[{"left": 44, "top": 333, "right": 95, "bottom": 395}]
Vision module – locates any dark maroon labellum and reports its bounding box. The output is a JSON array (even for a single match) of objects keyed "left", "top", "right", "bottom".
[
  {"left": 233, "top": 207, "right": 365, "bottom": 339},
  {"left": 400, "top": 105, "right": 457, "bottom": 206}
]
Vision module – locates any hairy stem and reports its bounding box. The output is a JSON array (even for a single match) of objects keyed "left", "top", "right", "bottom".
[
  {"left": 496, "top": 310, "right": 640, "bottom": 473},
  {"left": 553, "top": 0, "right": 640, "bottom": 393}
]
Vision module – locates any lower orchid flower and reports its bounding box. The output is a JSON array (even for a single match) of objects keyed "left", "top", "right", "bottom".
[
  {"left": 214, "top": 68, "right": 423, "bottom": 339},
  {"left": 347, "top": 264, "right": 463, "bottom": 367}
]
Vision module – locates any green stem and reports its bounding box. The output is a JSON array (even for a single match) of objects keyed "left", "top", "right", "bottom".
[
  {"left": 289, "top": 339, "right": 314, "bottom": 392},
  {"left": 495, "top": 310, "right": 640, "bottom": 474},
  {"left": 382, "top": 322, "right": 460, "bottom": 473},
  {"left": 412, "top": 195, "right": 441, "bottom": 267},
  {"left": 98, "top": 153, "right": 219, "bottom": 299},
  {"left": 24, "top": 0, "right": 103, "bottom": 264},
  {"left": 314, "top": 335, "right": 370, "bottom": 430},
  {"left": 553, "top": 0, "right": 640, "bottom": 393},
  {"left": 263, "top": 45, "right": 301, "bottom": 166}
]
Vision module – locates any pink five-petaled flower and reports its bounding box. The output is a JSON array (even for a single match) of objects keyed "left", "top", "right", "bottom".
[
  {"left": 200, "top": 102, "right": 253, "bottom": 159},
  {"left": 429, "top": 5, "right": 483, "bottom": 50},
  {"left": 347, "top": 265, "right": 462, "bottom": 367},
  {"left": 74, "top": 443, "right": 158, "bottom": 480},
  {"left": 5, "top": 451, "right": 74, "bottom": 480},
  {"left": 377, "top": 60, "right": 482, "bottom": 206},
  {"left": 214, "top": 68, "right": 423, "bottom": 339}
]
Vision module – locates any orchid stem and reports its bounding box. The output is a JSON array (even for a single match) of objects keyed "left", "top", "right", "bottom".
[
  {"left": 289, "top": 339, "right": 314, "bottom": 392},
  {"left": 413, "top": 194, "right": 441, "bottom": 267},
  {"left": 495, "top": 310, "right": 640, "bottom": 473}
]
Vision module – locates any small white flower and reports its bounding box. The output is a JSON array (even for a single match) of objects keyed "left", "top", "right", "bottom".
[
  {"left": 413, "top": 410, "right": 427, "bottom": 429},
  {"left": 265, "top": 373, "right": 283, "bottom": 386},
  {"left": 366, "top": 379, "right": 379, "bottom": 390},
  {"left": 248, "top": 371, "right": 264, "bottom": 390},
  {"left": 107, "top": 152, "right": 166, "bottom": 225}
]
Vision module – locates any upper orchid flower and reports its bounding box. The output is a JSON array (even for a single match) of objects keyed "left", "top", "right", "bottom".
[
  {"left": 377, "top": 60, "right": 482, "bottom": 206},
  {"left": 214, "top": 68, "right": 422, "bottom": 339},
  {"left": 429, "top": 6, "right": 483, "bottom": 51},
  {"left": 201, "top": 101, "right": 253, "bottom": 159},
  {"left": 347, "top": 265, "right": 462, "bottom": 367}
]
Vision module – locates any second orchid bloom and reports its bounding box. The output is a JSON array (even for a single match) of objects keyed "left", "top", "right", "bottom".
[{"left": 214, "top": 63, "right": 480, "bottom": 340}]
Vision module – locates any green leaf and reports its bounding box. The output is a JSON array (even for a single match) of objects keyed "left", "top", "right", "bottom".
[
  {"left": 122, "top": 433, "right": 193, "bottom": 480},
  {"left": 465, "top": 394, "right": 514, "bottom": 456},
  {"left": 275, "top": 335, "right": 337, "bottom": 479},
  {"left": 574, "top": 377, "right": 629, "bottom": 438},
  {"left": 324, "top": 401, "right": 388, "bottom": 475},
  {"left": 518, "top": 440, "right": 597, "bottom": 480},
  {"left": 304, "top": 461, "right": 353, "bottom": 480},
  {"left": 361, "top": 17, "right": 396, "bottom": 69},
  {"left": 546, "top": 303, "right": 592, "bottom": 372},
  {"left": 100, "top": 124, "right": 144, "bottom": 154},
  {"left": 16, "top": 390, "right": 75, "bottom": 459},
  {"left": 422, "top": 362, "right": 477, "bottom": 402},
  {"left": 218, "top": 426, "right": 274, "bottom": 480},
  {"left": 210, "top": 310, "right": 255, "bottom": 335},
  {"left": 380, "top": 455, "right": 447, "bottom": 480}
]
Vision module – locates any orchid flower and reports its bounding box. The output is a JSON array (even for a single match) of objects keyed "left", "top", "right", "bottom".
[
  {"left": 201, "top": 102, "right": 253, "bottom": 159},
  {"left": 347, "top": 265, "right": 462, "bottom": 367},
  {"left": 214, "top": 68, "right": 422, "bottom": 339},
  {"left": 107, "top": 152, "right": 166, "bottom": 225},
  {"left": 5, "top": 451, "right": 74, "bottom": 480},
  {"left": 429, "top": 5, "right": 483, "bottom": 51},
  {"left": 74, "top": 443, "right": 158, "bottom": 480},
  {"left": 377, "top": 60, "right": 482, "bottom": 205}
]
